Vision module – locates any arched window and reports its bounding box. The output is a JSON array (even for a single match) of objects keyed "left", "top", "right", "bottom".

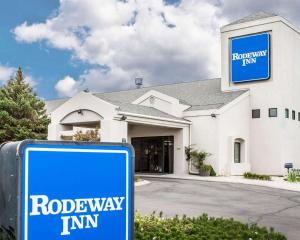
[{"left": 234, "top": 138, "right": 245, "bottom": 163}]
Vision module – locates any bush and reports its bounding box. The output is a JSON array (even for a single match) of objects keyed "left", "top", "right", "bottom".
[
  {"left": 244, "top": 172, "right": 271, "bottom": 181},
  {"left": 1, "top": 213, "right": 286, "bottom": 240},
  {"left": 134, "top": 213, "right": 286, "bottom": 240},
  {"left": 185, "top": 145, "right": 194, "bottom": 162},
  {"left": 73, "top": 129, "right": 100, "bottom": 142},
  {"left": 291, "top": 169, "right": 300, "bottom": 176},
  {"left": 198, "top": 164, "right": 216, "bottom": 176},
  {"left": 190, "top": 150, "right": 211, "bottom": 170},
  {"left": 208, "top": 165, "right": 217, "bottom": 176},
  {"left": 287, "top": 171, "right": 298, "bottom": 182}
]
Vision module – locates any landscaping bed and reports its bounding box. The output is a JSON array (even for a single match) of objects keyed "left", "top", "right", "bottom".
[
  {"left": 134, "top": 213, "right": 286, "bottom": 240},
  {"left": 1, "top": 213, "right": 286, "bottom": 240}
]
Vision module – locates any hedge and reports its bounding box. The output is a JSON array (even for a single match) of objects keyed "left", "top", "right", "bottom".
[
  {"left": 244, "top": 172, "right": 271, "bottom": 181},
  {"left": 134, "top": 213, "right": 286, "bottom": 240},
  {"left": 1, "top": 213, "right": 286, "bottom": 240}
]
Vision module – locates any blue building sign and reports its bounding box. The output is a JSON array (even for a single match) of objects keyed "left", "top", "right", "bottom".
[
  {"left": 231, "top": 32, "right": 270, "bottom": 83},
  {"left": 20, "top": 141, "right": 134, "bottom": 240}
]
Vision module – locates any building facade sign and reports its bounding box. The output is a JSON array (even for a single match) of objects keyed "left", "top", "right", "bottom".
[{"left": 231, "top": 32, "right": 270, "bottom": 83}]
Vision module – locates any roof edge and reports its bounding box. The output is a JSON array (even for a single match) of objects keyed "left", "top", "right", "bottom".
[{"left": 221, "top": 13, "right": 300, "bottom": 35}]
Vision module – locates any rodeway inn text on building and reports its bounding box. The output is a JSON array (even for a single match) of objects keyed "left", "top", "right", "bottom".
[{"left": 46, "top": 12, "right": 300, "bottom": 176}]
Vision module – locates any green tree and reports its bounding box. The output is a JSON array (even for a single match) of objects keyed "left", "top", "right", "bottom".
[{"left": 0, "top": 67, "right": 49, "bottom": 143}]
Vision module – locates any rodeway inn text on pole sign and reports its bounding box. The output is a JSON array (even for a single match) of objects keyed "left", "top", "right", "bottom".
[{"left": 0, "top": 140, "right": 134, "bottom": 240}]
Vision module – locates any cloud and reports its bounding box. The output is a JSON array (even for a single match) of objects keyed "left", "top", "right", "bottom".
[
  {"left": 0, "top": 65, "right": 15, "bottom": 82},
  {"left": 216, "top": 0, "right": 300, "bottom": 26},
  {"left": 0, "top": 64, "right": 37, "bottom": 87},
  {"left": 14, "top": 0, "right": 300, "bottom": 97},
  {"left": 55, "top": 75, "right": 81, "bottom": 97},
  {"left": 24, "top": 75, "right": 38, "bottom": 87},
  {"left": 14, "top": 0, "right": 228, "bottom": 97}
]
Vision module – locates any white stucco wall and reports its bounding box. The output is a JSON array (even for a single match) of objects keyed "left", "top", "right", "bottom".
[
  {"left": 48, "top": 92, "right": 118, "bottom": 141},
  {"left": 217, "top": 93, "right": 251, "bottom": 175},
  {"left": 184, "top": 92, "right": 250, "bottom": 175},
  {"left": 221, "top": 17, "right": 300, "bottom": 175},
  {"left": 101, "top": 120, "right": 128, "bottom": 142},
  {"left": 184, "top": 113, "right": 219, "bottom": 173}
]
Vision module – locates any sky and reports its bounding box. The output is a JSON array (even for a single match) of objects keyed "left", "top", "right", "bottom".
[{"left": 1, "top": 0, "right": 300, "bottom": 100}]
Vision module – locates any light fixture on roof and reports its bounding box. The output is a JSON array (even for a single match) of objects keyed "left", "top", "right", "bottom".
[{"left": 135, "top": 77, "right": 143, "bottom": 89}]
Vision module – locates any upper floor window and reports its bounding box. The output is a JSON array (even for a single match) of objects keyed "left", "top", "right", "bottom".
[
  {"left": 285, "top": 109, "right": 289, "bottom": 118},
  {"left": 298, "top": 112, "right": 300, "bottom": 121},
  {"left": 292, "top": 110, "right": 296, "bottom": 120},
  {"left": 252, "top": 109, "right": 260, "bottom": 118},
  {"left": 269, "top": 108, "right": 277, "bottom": 117}
]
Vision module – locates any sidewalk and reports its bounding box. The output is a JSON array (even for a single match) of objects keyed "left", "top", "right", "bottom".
[{"left": 136, "top": 174, "right": 300, "bottom": 192}]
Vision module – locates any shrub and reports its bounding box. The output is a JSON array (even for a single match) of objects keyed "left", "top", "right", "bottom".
[
  {"left": 244, "top": 172, "right": 271, "bottom": 181},
  {"left": 73, "top": 129, "right": 100, "bottom": 142},
  {"left": 287, "top": 171, "right": 297, "bottom": 182},
  {"left": 1, "top": 214, "right": 286, "bottom": 240},
  {"left": 185, "top": 145, "right": 194, "bottom": 162},
  {"left": 199, "top": 164, "right": 211, "bottom": 172},
  {"left": 292, "top": 169, "right": 300, "bottom": 176},
  {"left": 190, "top": 150, "right": 211, "bottom": 170},
  {"left": 134, "top": 213, "right": 286, "bottom": 240},
  {"left": 208, "top": 165, "right": 217, "bottom": 176}
]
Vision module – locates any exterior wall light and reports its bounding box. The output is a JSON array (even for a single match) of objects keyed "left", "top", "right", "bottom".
[
  {"left": 120, "top": 115, "right": 127, "bottom": 121},
  {"left": 211, "top": 113, "right": 217, "bottom": 118},
  {"left": 77, "top": 109, "right": 83, "bottom": 115}
]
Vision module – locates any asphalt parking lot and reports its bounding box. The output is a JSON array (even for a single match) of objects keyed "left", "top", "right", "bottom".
[{"left": 135, "top": 178, "right": 300, "bottom": 240}]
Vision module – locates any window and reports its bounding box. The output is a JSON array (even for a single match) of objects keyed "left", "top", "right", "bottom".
[
  {"left": 285, "top": 109, "right": 289, "bottom": 118},
  {"left": 269, "top": 108, "right": 277, "bottom": 117},
  {"left": 292, "top": 110, "right": 296, "bottom": 120},
  {"left": 252, "top": 109, "right": 260, "bottom": 118},
  {"left": 298, "top": 112, "right": 300, "bottom": 121},
  {"left": 234, "top": 142, "right": 241, "bottom": 163}
]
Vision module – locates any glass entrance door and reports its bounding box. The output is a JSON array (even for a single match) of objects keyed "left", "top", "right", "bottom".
[{"left": 132, "top": 136, "right": 174, "bottom": 174}]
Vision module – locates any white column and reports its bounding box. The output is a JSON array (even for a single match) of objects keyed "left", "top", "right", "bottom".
[
  {"left": 173, "top": 126, "right": 190, "bottom": 175},
  {"left": 101, "top": 120, "right": 128, "bottom": 142},
  {"left": 48, "top": 123, "right": 69, "bottom": 140}
]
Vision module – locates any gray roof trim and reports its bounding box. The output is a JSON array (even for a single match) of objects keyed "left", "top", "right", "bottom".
[
  {"left": 118, "top": 111, "right": 191, "bottom": 124},
  {"left": 224, "top": 11, "right": 278, "bottom": 27}
]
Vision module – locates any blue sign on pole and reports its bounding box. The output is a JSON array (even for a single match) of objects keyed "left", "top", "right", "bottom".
[
  {"left": 230, "top": 32, "right": 270, "bottom": 83},
  {"left": 20, "top": 141, "right": 134, "bottom": 240}
]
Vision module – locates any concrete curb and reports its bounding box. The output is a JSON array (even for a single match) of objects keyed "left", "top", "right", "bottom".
[
  {"left": 136, "top": 174, "right": 300, "bottom": 192},
  {"left": 135, "top": 180, "right": 151, "bottom": 187}
]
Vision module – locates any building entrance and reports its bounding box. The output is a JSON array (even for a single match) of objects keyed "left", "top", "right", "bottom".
[{"left": 132, "top": 136, "right": 174, "bottom": 174}]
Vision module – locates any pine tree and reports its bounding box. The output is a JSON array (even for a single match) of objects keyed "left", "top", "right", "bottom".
[{"left": 0, "top": 67, "right": 50, "bottom": 143}]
